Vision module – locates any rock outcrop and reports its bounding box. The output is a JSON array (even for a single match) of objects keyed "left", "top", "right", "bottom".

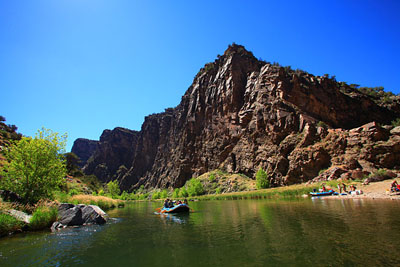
[
  {"left": 71, "top": 138, "right": 99, "bottom": 167},
  {"left": 52, "top": 203, "right": 108, "bottom": 230},
  {"left": 72, "top": 44, "right": 400, "bottom": 190}
]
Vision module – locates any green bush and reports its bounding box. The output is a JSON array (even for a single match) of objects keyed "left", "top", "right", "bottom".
[
  {"left": 106, "top": 180, "right": 120, "bottom": 198},
  {"left": 29, "top": 207, "right": 58, "bottom": 231},
  {"left": 179, "top": 187, "right": 188, "bottom": 198},
  {"left": 0, "top": 128, "right": 67, "bottom": 204},
  {"left": 208, "top": 174, "right": 216, "bottom": 182},
  {"left": 152, "top": 191, "right": 161, "bottom": 200},
  {"left": 0, "top": 213, "right": 24, "bottom": 236},
  {"left": 256, "top": 168, "right": 270, "bottom": 189},
  {"left": 392, "top": 118, "right": 400, "bottom": 127},
  {"left": 215, "top": 187, "right": 221, "bottom": 194},
  {"left": 160, "top": 189, "right": 169, "bottom": 199},
  {"left": 172, "top": 188, "right": 180, "bottom": 198},
  {"left": 119, "top": 191, "right": 129, "bottom": 200},
  {"left": 186, "top": 178, "right": 205, "bottom": 197}
]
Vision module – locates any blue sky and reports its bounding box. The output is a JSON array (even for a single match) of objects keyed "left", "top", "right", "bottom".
[{"left": 1, "top": 0, "right": 399, "bottom": 151}]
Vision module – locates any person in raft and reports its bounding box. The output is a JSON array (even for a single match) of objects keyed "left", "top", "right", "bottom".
[
  {"left": 320, "top": 184, "right": 327, "bottom": 192},
  {"left": 164, "top": 199, "right": 170, "bottom": 208}
]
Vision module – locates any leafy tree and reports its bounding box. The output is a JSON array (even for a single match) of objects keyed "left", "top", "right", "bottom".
[
  {"left": 256, "top": 168, "right": 269, "bottom": 189},
  {"left": 0, "top": 128, "right": 67, "bottom": 203},
  {"left": 120, "top": 191, "right": 129, "bottom": 200},
  {"left": 179, "top": 187, "right": 188, "bottom": 198},
  {"left": 160, "top": 189, "right": 168, "bottom": 199},
  {"left": 172, "top": 188, "right": 180, "bottom": 198},
  {"left": 186, "top": 178, "right": 204, "bottom": 197},
  {"left": 152, "top": 191, "right": 161, "bottom": 200},
  {"left": 106, "top": 180, "right": 120, "bottom": 198}
]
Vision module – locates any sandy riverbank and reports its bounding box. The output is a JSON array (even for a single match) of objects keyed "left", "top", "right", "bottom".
[{"left": 326, "top": 179, "right": 400, "bottom": 200}]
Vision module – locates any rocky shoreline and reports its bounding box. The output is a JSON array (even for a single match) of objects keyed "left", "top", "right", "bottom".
[{"left": 51, "top": 203, "right": 108, "bottom": 231}]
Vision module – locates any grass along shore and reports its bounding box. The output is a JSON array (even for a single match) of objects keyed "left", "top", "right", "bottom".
[
  {"left": 0, "top": 194, "right": 123, "bottom": 237},
  {"left": 180, "top": 180, "right": 391, "bottom": 201}
]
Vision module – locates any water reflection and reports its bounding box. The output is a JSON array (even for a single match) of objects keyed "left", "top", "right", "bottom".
[
  {"left": 1, "top": 199, "right": 400, "bottom": 267},
  {"left": 157, "top": 213, "right": 189, "bottom": 224}
]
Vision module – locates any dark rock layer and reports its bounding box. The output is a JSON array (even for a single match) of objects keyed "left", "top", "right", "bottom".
[
  {"left": 72, "top": 44, "right": 400, "bottom": 190},
  {"left": 71, "top": 138, "right": 99, "bottom": 167}
]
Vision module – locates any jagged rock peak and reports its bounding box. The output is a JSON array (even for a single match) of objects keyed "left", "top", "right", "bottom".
[
  {"left": 71, "top": 138, "right": 99, "bottom": 167},
  {"left": 223, "top": 43, "right": 256, "bottom": 57},
  {"left": 72, "top": 43, "right": 400, "bottom": 191}
]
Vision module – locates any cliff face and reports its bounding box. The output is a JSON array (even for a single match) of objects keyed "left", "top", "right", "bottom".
[
  {"left": 72, "top": 44, "right": 400, "bottom": 190},
  {"left": 71, "top": 138, "right": 99, "bottom": 168}
]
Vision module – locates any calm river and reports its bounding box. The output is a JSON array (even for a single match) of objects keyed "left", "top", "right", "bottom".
[{"left": 0, "top": 198, "right": 400, "bottom": 266}]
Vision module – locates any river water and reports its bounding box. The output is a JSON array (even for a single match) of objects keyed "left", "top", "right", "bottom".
[{"left": 0, "top": 198, "right": 399, "bottom": 266}]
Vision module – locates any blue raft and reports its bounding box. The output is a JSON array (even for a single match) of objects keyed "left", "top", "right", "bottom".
[
  {"left": 161, "top": 203, "right": 190, "bottom": 214},
  {"left": 309, "top": 189, "right": 335, "bottom": 197}
]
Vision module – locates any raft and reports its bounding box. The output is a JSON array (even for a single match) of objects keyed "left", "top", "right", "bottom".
[
  {"left": 309, "top": 189, "right": 335, "bottom": 197},
  {"left": 161, "top": 204, "right": 190, "bottom": 213}
]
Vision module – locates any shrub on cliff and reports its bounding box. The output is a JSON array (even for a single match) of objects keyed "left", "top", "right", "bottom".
[
  {"left": 0, "top": 128, "right": 67, "bottom": 204},
  {"left": 256, "top": 168, "right": 269, "bottom": 189}
]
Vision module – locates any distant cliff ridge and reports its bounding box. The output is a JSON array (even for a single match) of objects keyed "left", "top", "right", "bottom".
[{"left": 71, "top": 44, "right": 400, "bottom": 191}]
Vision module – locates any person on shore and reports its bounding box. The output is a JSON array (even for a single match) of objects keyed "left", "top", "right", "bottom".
[
  {"left": 184, "top": 199, "right": 188, "bottom": 205},
  {"left": 342, "top": 183, "right": 347, "bottom": 193},
  {"left": 337, "top": 183, "right": 342, "bottom": 193},
  {"left": 349, "top": 185, "right": 357, "bottom": 192},
  {"left": 391, "top": 180, "right": 399, "bottom": 192}
]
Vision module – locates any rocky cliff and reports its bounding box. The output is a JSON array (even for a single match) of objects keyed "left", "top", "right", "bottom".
[
  {"left": 72, "top": 44, "right": 400, "bottom": 191},
  {"left": 71, "top": 138, "right": 99, "bottom": 168}
]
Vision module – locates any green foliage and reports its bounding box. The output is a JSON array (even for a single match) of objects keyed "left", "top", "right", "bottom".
[
  {"left": 0, "top": 128, "right": 67, "bottom": 204},
  {"left": 172, "top": 188, "right": 180, "bottom": 198},
  {"left": 179, "top": 187, "right": 188, "bottom": 198},
  {"left": 208, "top": 173, "right": 216, "bottom": 182},
  {"left": 392, "top": 118, "right": 400, "bottom": 127},
  {"left": 152, "top": 191, "right": 161, "bottom": 200},
  {"left": 98, "top": 189, "right": 105, "bottom": 196},
  {"left": 54, "top": 191, "right": 70, "bottom": 203},
  {"left": 256, "top": 168, "right": 269, "bottom": 189},
  {"left": 204, "top": 63, "right": 215, "bottom": 72},
  {"left": 317, "top": 121, "right": 328, "bottom": 129},
  {"left": 119, "top": 191, "right": 129, "bottom": 200},
  {"left": 0, "top": 116, "right": 22, "bottom": 143},
  {"left": 0, "top": 213, "right": 24, "bottom": 236},
  {"left": 29, "top": 207, "right": 58, "bottom": 230},
  {"left": 186, "top": 178, "right": 205, "bottom": 197},
  {"left": 357, "top": 86, "right": 396, "bottom": 104},
  {"left": 68, "top": 188, "right": 80, "bottom": 196},
  {"left": 64, "top": 152, "right": 82, "bottom": 176},
  {"left": 160, "top": 189, "right": 169, "bottom": 199},
  {"left": 368, "top": 169, "right": 390, "bottom": 180},
  {"left": 215, "top": 187, "right": 221, "bottom": 194},
  {"left": 106, "top": 180, "right": 120, "bottom": 198}
]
